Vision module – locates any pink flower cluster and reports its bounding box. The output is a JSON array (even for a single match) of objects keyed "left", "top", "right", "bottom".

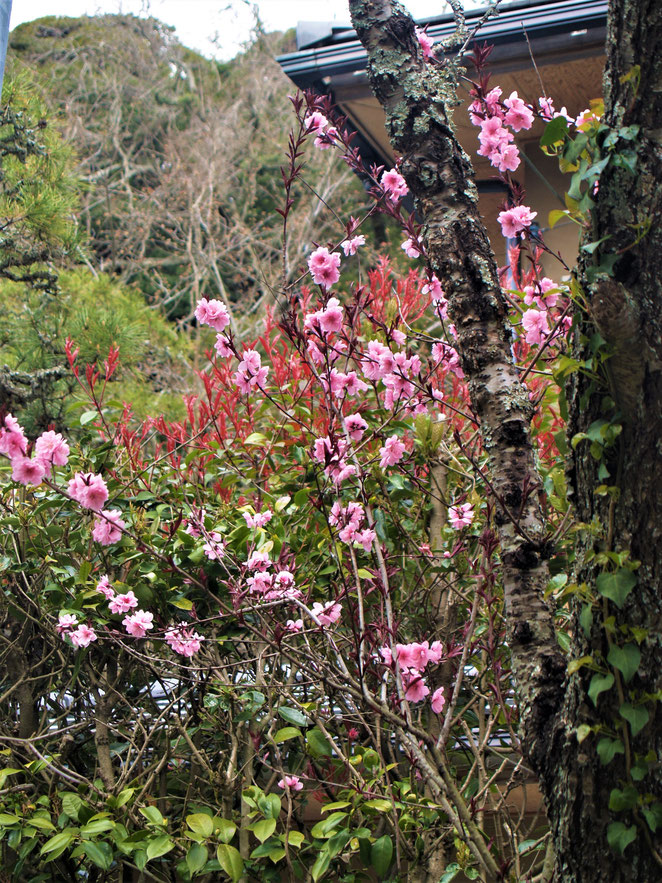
[
  {"left": 379, "top": 640, "right": 445, "bottom": 709},
  {"left": 243, "top": 509, "right": 273, "bottom": 529},
  {"left": 521, "top": 309, "right": 551, "bottom": 346},
  {"left": 304, "top": 111, "right": 338, "bottom": 149},
  {"left": 310, "top": 600, "right": 342, "bottom": 627},
  {"left": 233, "top": 349, "right": 269, "bottom": 394},
  {"left": 94, "top": 576, "right": 157, "bottom": 641},
  {"left": 329, "top": 500, "right": 376, "bottom": 552},
  {"left": 203, "top": 532, "right": 225, "bottom": 561},
  {"left": 1, "top": 415, "right": 70, "bottom": 487},
  {"left": 68, "top": 472, "right": 108, "bottom": 511},
  {"left": 165, "top": 625, "right": 204, "bottom": 657},
  {"left": 523, "top": 277, "right": 560, "bottom": 310},
  {"left": 244, "top": 548, "right": 300, "bottom": 603},
  {"left": 360, "top": 340, "right": 424, "bottom": 413},
  {"left": 278, "top": 774, "right": 303, "bottom": 791},
  {"left": 415, "top": 27, "right": 435, "bottom": 58},
  {"left": 379, "top": 435, "right": 406, "bottom": 469},
  {"left": 497, "top": 205, "right": 537, "bottom": 239},
  {"left": 57, "top": 613, "right": 97, "bottom": 649},
  {"left": 341, "top": 234, "right": 365, "bottom": 256},
  {"left": 381, "top": 168, "right": 408, "bottom": 201},
  {"left": 312, "top": 435, "right": 357, "bottom": 484},
  {"left": 432, "top": 341, "right": 464, "bottom": 379},
  {"left": 307, "top": 247, "right": 342, "bottom": 290},
  {"left": 92, "top": 509, "right": 126, "bottom": 545},
  {"left": 448, "top": 502, "right": 474, "bottom": 529},
  {"left": 471, "top": 87, "right": 534, "bottom": 173},
  {"left": 195, "top": 297, "right": 230, "bottom": 332},
  {"left": 321, "top": 368, "right": 369, "bottom": 401}
]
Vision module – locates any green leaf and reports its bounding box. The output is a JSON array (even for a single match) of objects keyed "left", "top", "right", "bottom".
[
  {"left": 576, "top": 724, "right": 592, "bottom": 744},
  {"left": 597, "top": 737, "right": 624, "bottom": 765},
  {"left": 252, "top": 818, "right": 277, "bottom": 843},
  {"left": 273, "top": 726, "right": 301, "bottom": 743},
  {"left": 588, "top": 672, "right": 614, "bottom": 707},
  {"left": 311, "top": 849, "right": 331, "bottom": 881},
  {"left": 619, "top": 703, "right": 649, "bottom": 736},
  {"left": 363, "top": 799, "right": 392, "bottom": 813},
  {"left": 609, "top": 786, "right": 638, "bottom": 812},
  {"left": 217, "top": 843, "right": 244, "bottom": 881},
  {"left": 568, "top": 655, "right": 594, "bottom": 675},
  {"left": 642, "top": 803, "right": 662, "bottom": 832},
  {"left": 114, "top": 788, "right": 135, "bottom": 809},
  {"left": 548, "top": 209, "right": 569, "bottom": 228},
  {"left": 306, "top": 727, "right": 333, "bottom": 757},
  {"left": 579, "top": 604, "right": 593, "bottom": 636},
  {"left": 40, "top": 830, "right": 75, "bottom": 857},
  {"left": 607, "top": 821, "right": 637, "bottom": 855},
  {"left": 607, "top": 644, "right": 641, "bottom": 683},
  {"left": 83, "top": 841, "right": 113, "bottom": 870},
  {"left": 596, "top": 570, "right": 637, "bottom": 608},
  {"left": 61, "top": 793, "right": 83, "bottom": 820},
  {"left": 146, "top": 835, "right": 174, "bottom": 860},
  {"left": 244, "top": 432, "right": 268, "bottom": 446},
  {"left": 285, "top": 830, "right": 305, "bottom": 848},
  {"left": 439, "top": 864, "right": 461, "bottom": 883},
  {"left": 540, "top": 115, "right": 568, "bottom": 147},
  {"left": 80, "top": 409, "right": 99, "bottom": 426},
  {"left": 278, "top": 707, "right": 309, "bottom": 727},
  {"left": 139, "top": 806, "right": 165, "bottom": 827},
  {"left": 186, "top": 843, "right": 208, "bottom": 875},
  {"left": 214, "top": 818, "right": 237, "bottom": 844},
  {"left": 371, "top": 835, "right": 393, "bottom": 876},
  {"left": 186, "top": 813, "right": 213, "bottom": 838},
  {"left": 79, "top": 819, "right": 114, "bottom": 836}
]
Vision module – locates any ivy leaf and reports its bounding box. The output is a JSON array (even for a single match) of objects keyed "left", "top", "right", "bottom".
[
  {"left": 607, "top": 822, "right": 637, "bottom": 855},
  {"left": 588, "top": 672, "right": 614, "bottom": 706},
  {"left": 642, "top": 803, "right": 662, "bottom": 832},
  {"left": 597, "top": 737, "right": 624, "bottom": 765},
  {"left": 596, "top": 570, "right": 637, "bottom": 608},
  {"left": 609, "top": 786, "right": 638, "bottom": 811},
  {"left": 619, "top": 703, "right": 649, "bottom": 737},
  {"left": 306, "top": 727, "right": 333, "bottom": 757},
  {"left": 607, "top": 644, "right": 641, "bottom": 683}
]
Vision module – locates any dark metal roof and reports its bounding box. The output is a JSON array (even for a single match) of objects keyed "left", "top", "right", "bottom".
[{"left": 278, "top": 0, "right": 607, "bottom": 88}]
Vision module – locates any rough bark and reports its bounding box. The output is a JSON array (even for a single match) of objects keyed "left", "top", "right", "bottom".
[{"left": 348, "top": 0, "right": 662, "bottom": 880}]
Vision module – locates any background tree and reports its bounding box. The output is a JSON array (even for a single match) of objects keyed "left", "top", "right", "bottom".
[{"left": 347, "top": 0, "right": 662, "bottom": 879}]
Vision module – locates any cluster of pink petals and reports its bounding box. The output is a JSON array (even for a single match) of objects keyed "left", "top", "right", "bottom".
[
  {"left": 165, "top": 625, "right": 204, "bottom": 657},
  {"left": 497, "top": 205, "right": 537, "bottom": 239},
  {"left": 307, "top": 248, "right": 342, "bottom": 290},
  {"left": 448, "top": 502, "right": 474, "bottom": 529},
  {"left": 243, "top": 509, "right": 273, "bottom": 529},
  {"left": 341, "top": 235, "right": 365, "bottom": 256},
  {"left": 92, "top": 509, "right": 126, "bottom": 545},
  {"left": 523, "top": 277, "right": 560, "bottom": 310},
  {"left": 304, "top": 111, "right": 338, "bottom": 148},
  {"left": 12, "top": 456, "right": 46, "bottom": 486},
  {"left": 538, "top": 97, "right": 573, "bottom": 123},
  {"left": 214, "top": 334, "right": 233, "bottom": 358},
  {"left": 305, "top": 296, "right": 344, "bottom": 338},
  {"left": 203, "top": 532, "right": 225, "bottom": 561},
  {"left": 96, "top": 575, "right": 115, "bottom": 600},
  {"left": 379, "top": 640, "right": 444, "bottom": 705},
  {"left": 0, "top": 414, "right": 27, "bottom": 460},
  {"left": 312, "top": 435, "right": 356, "bottom": 484},
  {"left": 243, "top": 545, "right": 300, "bottom": 603},
  {"left": 195, "top": 297, "right": 230, "bottom": 332},
  {"left": 123, "top": 610, "right": 154, "bottom": 638},
  {"left": 381, "top": 168, "right": 408, "bottom": 201},
  {"left": 415, "top": 27, "right": 435, "bottom": 58},
  {"left": 344, "top": 412, "right": 368, "bottom": 441},
  {"left": 68, "top": 472, "right": 109, "bottom": 511},
  {"left": 278, "top": 774, "right": 303, "bottom": 791},
  {"left": 401, "top": 237, "right": 421, "bottom": 259},
  {"left": 359, "top": 341, "right": 424, "bottom": 412},
  {"left": 471, "top": 89, "right": 534, "bottom": 173},
  {"left": 2, "top": 416, "right": 72, "bottom": 487},
  {"left": 521, "top": 309, "right": 550, "bottom": 345},
  {"left": 310, "top": 600, "right": 342, "bottom": 627},
  {"left": 329, "top": 500, "right": 375, "bottom": 551},
  {"left": 57, "top": 614, "right": 98, "bottom": 649},
  {"left": 379, "top": 435, "right": 406, "bottom": 468},
  {"left": 234, "top": 349, "right": 269, "bottom": 394},
  {"left": 109, "top": 591, "right": 139, "bottom": 615},
  {"left": 322, "top": 368, "right": 368, "bottom": 400},
  {"left": 285, "top": 618, "right": 303, "bottom": 632},
  {"left": 432, "top": 341, "right": 464, "bottom": 379},
  {"left": 34, "top": 431, "right": 70, "bottom": 472},
  {"left": 431, "top": 686, "right": 446, "bottom": 714}
]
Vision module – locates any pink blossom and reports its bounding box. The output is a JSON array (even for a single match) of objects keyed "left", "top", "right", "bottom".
[
  {"left": 0, "top": 414, "right": 27, "bottom": 459},
  {"left": 449, "top": 502, "right": 474, "bottom": 529},
  {"left": 524, "top": 277, "right": 559, "bottom": 309},
  {"left": 247, "top": 550, "right": 271, "bottom": 571},
  {"left": 415, "top": 27, "right": 435, "bottom": 58},
  {"left": 485, "top": 87, "right": 503, "bottom": 117},
  {"left": 92, "top": 509, "right": 126, "bottom": 545},
  {"left": 344, "top": 413, "right": 368, "bottom": 441},
  {"left": 203, "top": 532, "right": 225, "bottom": 561},
  {"left": 521, "top": 309, "right": 550, "bottom": 345},
  {"left": 68, "top": 472, "right": 109, "bottom": 511},
  {"left": 477, "top": 117, "right": 513, "bottom": 157},
  {"left": 165, "top": 625, "right": 204, "bottom": 657},
  {"left": 57, "top": 613, "right": 78, "bottom": 635},
  {"left": 497, "top": 205, "right": 537, "bottom": 238},
  {"left": 318, "top": 297, "right": 344, "bottom": 333},
  {"left": 401, "top": 237, "right": 421, "bottom": 259},
  {"left": 503, "top": 91, "right": 534, "bottom": 131},
  {"left": 381, "top": 168, "right": 408, "bottom": 200},
  {"left": 304, "top": 112, "right": 328, "bottom": 135},
  {"left": 70, "top": 624, "right": 98, "bottom": 649},
  {"left": 308, "top": 247, "right": 341, "bottom": 289},
  {"left": 278, "top": 774, "right": 303, "bottom": 791},
  {"left": 422, "top": 274, "right": 444, "bottom": 301},
  {"left": 347, "top": 727, "right": 359, "bottom": 740},
  {"left": 354, "top": 528, "right": 376, "bottom": 553},
  {"left": 247, "top": 571, "right": 273, "bottom": 594},
  {"left": 35, "top": 431, "right": 69, "bottom": 469},
  {"left": 431, "top": 686, "right": 446, "bottom": 714},
  {"left": 491, "top": 144, "right": 521, "bottom": 173},
  {"left": 311, "top": 600, "right": 342, "bottom": 627},
  {"left": 243, "top": 509, "right": 273, "bottom": 529},
  {"left": 11, "top": 456, "right": 45, "bottom": 486},
  {"left": 379, "top": 435, "right": 406, "bottom": 468},
  {"left": 123, "top": 610, "right": 154, "bottom": 638},
  {"left": 109, "top": 591, "right": 139, "bottom": 614},
  {"left": 234, "top": 349, "right": 269, "bottom": 393},
  {"left": 195, "top": 297, "right": 230, "bottom": 332},
  {"left": 96, "top": 576, "right": 115, "bottom": 600},
  {"left": 314, "top": 126, "right": 338, "bottom": 149},
  {"left": 341, "top": 235, "right": 365, "bottom": 256},
  {"left": 403, "top": 672, "right": 430, "bottom": 703},
  {"left": 285, "top": 619, "right": 303, "bottom": 632},
  {"left": 214, "top": 334, "right": 233, "bottom": 357}
]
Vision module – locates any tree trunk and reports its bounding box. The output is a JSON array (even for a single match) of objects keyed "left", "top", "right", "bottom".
[{"left": 348, "top": 0, "right": 662, "bottom": 880}]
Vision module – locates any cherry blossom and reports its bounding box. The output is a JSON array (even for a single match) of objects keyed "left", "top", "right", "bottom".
[
  {"left": 311, "top": 600, "right": 342, "bottom": 626},
  {"left": 381, "top": 168, "right": 408, "bottom": 200},
  {"left": 109, "top": 591, "right": 139, "bottom": 614},
  {"left": 449, "top": 502, "right": 474, "bottom": 529},
  {"left": 431, "top": 686, "right": 446, "bottom": 714},
  {"left": 123, "top": 610, "right": 154, "bottom": 638},
  {"left": 307, "top": 247, "right": 341, "bottom": 289},
  {"left": 195, "top": 297, "right": 230, "bottom": 332},
  {"left": 11, "top": 456, "right": 46, "bottom": 486},
  {"left": 278, "top": 774, "right": 303, "bottom": 791},
  {"left": 521, "top": 309, "right": 550, "bottom": 345},
  {"left": 70, "top": 624, "right": 98, "bottom": 648},
  {"left": 341, "top": 234, "right": 365, "bottom": 256},
  {"left": 34, "top": 431, "right": 70, "bottom": 470},
  {"left": 92, "top": 509, "right": 126, "bottom": 545},
  {"left": 401, "top": 237, "right": 421, "bottom": 259},
  {"left": 379, "top": 435, "right": 406, "bottom": 468},
  {"left": 415, "top": 27, "right": 435, "bottom": 58},
  {"left": 497, "top": 205, "right": 537, "bottom": 238},
  {"left": 68, "top": 472, "right": 109, "bottom": 511}
]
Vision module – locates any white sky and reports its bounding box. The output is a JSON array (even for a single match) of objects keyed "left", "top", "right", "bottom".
[{"left": 10, "top": 1, "right": 453, "bottom": 60}]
